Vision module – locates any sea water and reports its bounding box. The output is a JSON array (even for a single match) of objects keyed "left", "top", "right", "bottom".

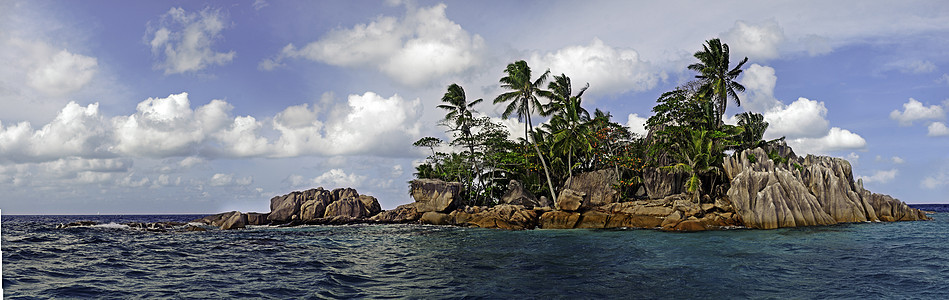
[{"left": 3, "top": 207, "right": 949, "bottom": 299}]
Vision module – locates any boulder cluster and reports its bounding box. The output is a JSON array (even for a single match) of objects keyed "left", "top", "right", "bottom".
[
  {"left": 188, "top": 147, "right": 927, "bottom": 231},
  {"left": 191, "top": 187, "right": 383, "bottom": 229}
]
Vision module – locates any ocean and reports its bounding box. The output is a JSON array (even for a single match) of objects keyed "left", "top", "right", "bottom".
[{"left": 3, "top": 205, "right": 949, "bottom": 299}]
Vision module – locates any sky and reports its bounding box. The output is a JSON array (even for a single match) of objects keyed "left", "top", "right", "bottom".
[{"left": 0, "top": 0, "right": 947, "bottom": 214}]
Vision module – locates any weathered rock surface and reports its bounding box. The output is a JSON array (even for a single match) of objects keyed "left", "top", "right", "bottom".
[
  {"left": 501, "top": 180, "right": 550, "bottom": 208},
  {"left": 556, "top": 189, "right": 584, "bottom": 211},
  {"left": 644, "top": 167, "right": 686, "bottom": 199},
  {"left": 411, "top": 179, "right": 463, "bottom": 213},
  {"left": 563, "top": 169, "right": 621, "bottom": 208},
  {"left": 420, "top": 211, "right": 451, "bottom": 225},
  {"left": 455, "top": 204, "right": 542, "bottom": 230},
  {"left": 219, "top": 211, "right": 248, "bottom": 230},
  {"left": 724, "top": 148, "right": 929, "bottom": 229},
  {"left": 324, "top": 198, "right": 368, "bottom": 219},
  {"left": 539, "top": 211, "right": 581, "bottom": 229},
  {"left": 369, "top": 203, "right": 421, "bottom": 223}
]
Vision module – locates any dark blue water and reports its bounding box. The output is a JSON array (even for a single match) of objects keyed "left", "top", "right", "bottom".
[{"left": 4, "top": 211, "right": 949, "bottom": 299}]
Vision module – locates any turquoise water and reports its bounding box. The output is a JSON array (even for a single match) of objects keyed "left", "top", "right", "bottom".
[{"left": 3, "top": 212, "right": 949, "bottom": 299}]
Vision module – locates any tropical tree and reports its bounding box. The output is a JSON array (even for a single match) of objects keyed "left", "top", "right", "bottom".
[
  {"left": 437, "top": 83, "right": 483, "bottom": 158},
  {"left": 493, "top": 60, "right": 558, "bottom": 202},
  {"left": 661, "top": 129, "right": 722, "bottom": 203},
  {"left": 540, "top": 73, "right": 591, "bottom": 179},
  {"left": 688, "top": 38, "right": 748, "bottom": 127}
]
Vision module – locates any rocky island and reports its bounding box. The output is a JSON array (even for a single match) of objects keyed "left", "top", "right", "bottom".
[{"left": 192, "top": 145, "right": 928, "bottom": 231}]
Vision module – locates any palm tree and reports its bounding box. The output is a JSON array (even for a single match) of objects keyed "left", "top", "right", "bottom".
[
  {"left": 493, "top": 60, "right": 558, "bottom": 202},
  {"left": 438, "top": 83, "right": 483, "bottom": 157},
  {"left": 540, "top": 73, "right": 590, "bottom": 179},
  {"left": 688, "top": 38, "right": 748, "bottom": 127},
  {"left": 661, "top": 129, "right": 722, "bottom": 203}
]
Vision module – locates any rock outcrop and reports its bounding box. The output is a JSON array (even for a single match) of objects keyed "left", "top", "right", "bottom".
[
  {"left": 724, "top": 147, "right": 929, "bottom": 229},
  {"left": 562, "top": 169, "right": 621, "bottom": 209},
  {"left": 369, "top": 203, "right": 421, "bottom": 223},
  {"left": 500, "top": 180, "right": 550, "bottom": 208},
  {"left": 410, "top": 179, "right": 463, "bottom": 213}
]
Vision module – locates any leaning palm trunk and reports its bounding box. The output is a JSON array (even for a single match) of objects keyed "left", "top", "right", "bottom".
[{"left": 527, "top": 114, "right": 558, "bottom": 203}]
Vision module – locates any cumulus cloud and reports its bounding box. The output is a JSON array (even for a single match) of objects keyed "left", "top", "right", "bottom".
[
  {"left": 786, "top": 127, "right": 867, "bottom": 154},
  {"left": 739, "top": 64, "right": 782, "bottom": 112},
  {"left": 625, "top": 113, "right": 648, "bottom": 136},
  {"left": 146, "top": 7, "right": 235, "bottom": 74},
  {"left": 858, "top": 169, "right": 898, "bottom": 184},
  {"left": 261, "top": 3, "right": 483, "bottom": 86},
  {"left": 272, "top": 92, "right": 422, "bottom": 157},
  {"left": 112, "top": 93, "right": 230, "bottom": 157},
  {"left": 312, "top": 169, "right": 365, "bottom": 188},
  {"left": 721, "top": 20, "right": 785, "bottom": 61},
  {"left": 0, "top": 101, "right": 109, "bottom": 163},
  {"left": 529, "top": 38, "right": 659, "bottom": 96},
  {"left": 928, "top": 122, "right": 949, "bottom": 137},
  {"left": 3, "top": 38, "right": 99, "bottom": 98},
  {"left": 890, "top": 98, "right": 945, "bottom": 126},
  {"left": 763, "top": 97, "right": 830, "bottom": 139},
  {"left": 209, "top": 173, "right": 251, "bottom": 186},
  {"left": 921, "top": 171, "right": 948, "bottom": 189}
]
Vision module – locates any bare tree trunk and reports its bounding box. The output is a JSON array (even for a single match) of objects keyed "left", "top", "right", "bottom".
[{"left": 527, "top": 113, "right": 558, "bottom": 203}]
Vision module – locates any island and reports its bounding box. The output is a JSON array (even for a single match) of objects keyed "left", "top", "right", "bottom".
[{"left": 193, "top": 38, "right": 929, "bottom": 231}]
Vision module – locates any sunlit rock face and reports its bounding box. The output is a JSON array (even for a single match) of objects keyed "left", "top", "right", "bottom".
[{"left": 724, "top": 147, "right": 928, "bottom": 229}]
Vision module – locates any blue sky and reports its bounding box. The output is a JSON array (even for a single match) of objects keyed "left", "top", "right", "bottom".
[{"left": 1, "top": 0, "right": 947, "bottom": 214}]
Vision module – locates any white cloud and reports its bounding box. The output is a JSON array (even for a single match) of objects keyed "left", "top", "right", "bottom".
[
  {"left": 252, "top": 0, "right": 269, "bottom": 10},
  {"left": 272, "top": 92, "right": 422, "bottom": 157},
  {"left": 890, "top": 98, "right": 945, "bottom": 126},
  {"left": 892, "top": 156, "right": 905, "bottom": 164},
  {"left": 112, "top": 93, "right": 228, "bottom": 157},
  {"left": 721, "top": 20, "right": 786, "bottom": 61},
  {"left": 786, "top": 127, "right": 866, "bottom": 154},
  {"left": 117, "top": 173, "right": 149, "bottom": 187},
  {"left": 921, "top": 171, "right": 948, "bottom": 189},
  {"left": 529, "top": 38, "right": 659, "bottom": 96},
  {"left": 209, "top": 173, "right": 236, "bottom": 186},
  {"left": 800, "top": 34, "right": 832, "bottom": 56},
  {"left": 763, "top": 97, "right": 830, "bottom": 139},
  {"left": 146, "top": 7, "right": 235, "bottom": 74},
  {"left": 858, "top": 169, "right": 898, "bottom": 184},
  {"left": 262, "top": 3, "right": 483, "bottom": 86},
  {"left": 625, "top": 113, "right": 648, "bottom": 137},
  {"left": 312, "top": 168, "right": 366, "bottom": 189},
  {"left": 885, "top": 60, "right": 937, "bottom": 74},
  {"left": 928, "top": 122, "right": 949, "bottom": 137},
  {"left": 739, "top": 64, "right": 782, "bottom": 112},
  {"left": 846, "top": 152, "right": 860, "bottom": 165},
  {"left": 0, "top": 101, "right": 109, "bottom": 163},
  {"left": 4, "top": 38, "right": 99, "bottom": 98}
]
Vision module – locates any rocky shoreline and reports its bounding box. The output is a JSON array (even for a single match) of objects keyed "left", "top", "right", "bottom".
[{"left": 178, "top": 147, "right": 929, "bottom": 232}]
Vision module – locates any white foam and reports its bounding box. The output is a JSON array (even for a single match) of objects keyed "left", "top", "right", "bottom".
[{"left": 93, "top": 222, "right": 130, "bottom": 229}]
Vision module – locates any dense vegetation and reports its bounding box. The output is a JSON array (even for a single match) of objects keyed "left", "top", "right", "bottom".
[{"left": 413, "top": 38, "right": 783, "bottom": 206}]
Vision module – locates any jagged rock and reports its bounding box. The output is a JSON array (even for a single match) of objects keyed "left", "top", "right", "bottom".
[
  {"left": 219, "top": 211, "right": 247, "bottom": 230},
  {"left": 563, "top": 169, "right": 621, "bottom": 208},
  {"left": 661, "top": 210, "right": 682, "bottom": 230},
  {"left": 539, "top": 211, "right": 581, "bottom": 229},
  {"left": 463, "top": 204, "right": 539, "bottom": 230},
  {"left": 501, "top": 180, "right": 549, "bottom": 208},
  {"left": 605, "top": 213, "right": 663, "bottom": 229},
  {"left": 420, "top": 212, "right": 451, "bottom": 225},
  {"left": 369, "top": 203, "right": 421, "bottom": 223},
  {"left": 724, "top": 147, "right": 928, "bottom": 229},
  {"left": 324, "top": 198, "right": 368, "bottom": 219},
  {"left": 862, "top": 188, "right": 928, "bottom": 222},
  {"left": 246, "top": 212, "right": 269, "bottom": 225},
  {"left": 644, "top": 167, "right": 686, "bottom": 199},
  {"left": 556, "top": 189, "right": 584, "bottom": 211},
  {"left": 411, "top": 179, "right": 463, "bottom": 213}
]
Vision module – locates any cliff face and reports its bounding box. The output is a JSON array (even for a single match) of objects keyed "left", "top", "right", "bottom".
[{"left": 724, "top": 148, "right": 928, "bottom": 229}]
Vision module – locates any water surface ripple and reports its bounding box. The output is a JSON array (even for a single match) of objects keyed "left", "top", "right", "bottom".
[{"left": 4, "top": 212, "right": 949, "bottom": 298}]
